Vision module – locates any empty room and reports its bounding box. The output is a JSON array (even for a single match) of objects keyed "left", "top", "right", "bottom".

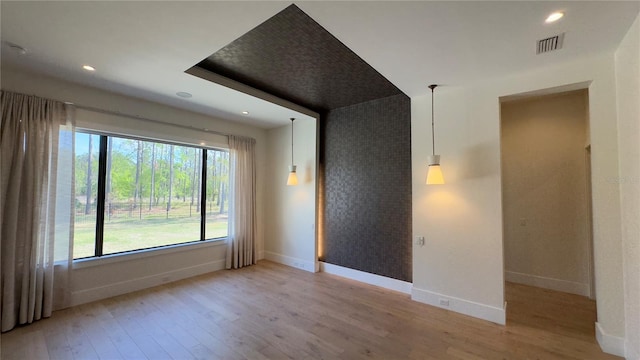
[{"left": 1, "top": 1, "right": 639, "bottom": 359}]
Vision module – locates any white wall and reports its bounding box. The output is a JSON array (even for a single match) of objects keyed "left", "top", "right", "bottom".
[
  {"left": 411, "top": 53, "right": 624, "bottom": 342},
  {"left": 615, "top": 13, "right": 640, "bottom": 360},
  {"left": 501, "top": 91, "right": 591, "bottom": 297},
  {"left": 71, "top": 242, "right": 227, "bottom": 306},
  {"left": 264, "top": 118, "right": 317, "bottom": 272},
  {"left": 1, "top": 66, "right": 269, "bottom": 306}
]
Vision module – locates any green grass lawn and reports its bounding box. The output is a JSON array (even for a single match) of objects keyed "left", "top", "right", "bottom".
[{"left": 74, "top": 203, "right": 228, "bottom": 259}]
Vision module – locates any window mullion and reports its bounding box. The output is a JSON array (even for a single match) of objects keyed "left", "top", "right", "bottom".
[
  {"left": 200, "top": 149, "right": 207, "bottom": 240},
  {"left": 95, "top": 135, "right": 108, "bottom": 256}
]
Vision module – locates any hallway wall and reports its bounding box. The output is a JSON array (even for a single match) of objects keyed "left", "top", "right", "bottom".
[{"left": 501, "top": 90, "right": 591, "bottom": 296}]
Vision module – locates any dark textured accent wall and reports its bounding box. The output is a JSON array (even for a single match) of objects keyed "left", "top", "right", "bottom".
[{"left": 321, "top": 94, "right": 412, "bottom": 282}]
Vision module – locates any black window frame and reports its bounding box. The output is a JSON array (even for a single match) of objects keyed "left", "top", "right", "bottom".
[{"left": 76, "top": 131, "right": 228, "bottom": 259}]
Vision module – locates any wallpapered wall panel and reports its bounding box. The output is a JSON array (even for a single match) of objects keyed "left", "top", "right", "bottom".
[{"left": 322, "top": 94, "right": 412, "bottom": 281}]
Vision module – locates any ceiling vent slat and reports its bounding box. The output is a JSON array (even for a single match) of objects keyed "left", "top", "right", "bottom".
[{"left": 536, "top": 33, "right": 565, "bottom": 54}]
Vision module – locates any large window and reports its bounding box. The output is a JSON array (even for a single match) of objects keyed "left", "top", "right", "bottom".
[{"left": 73, "top": 132, "right": 229, "bottom": 259}]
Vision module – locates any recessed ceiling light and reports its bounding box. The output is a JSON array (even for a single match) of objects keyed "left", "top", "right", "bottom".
[
  {"left": 545, "top": 12, "right": 564, "bottom": 23},
  {"left": 82, "top": 65, "right": 95, "bottom": 71},
  {"left": 200, "top": 142, "right": 205, "bottom": 146},
  {"left": 241, "top": 111, "right": 250, "bottom": 115},
  {"left": 176, "top": 92, "right": 192, "bottom": 98}
]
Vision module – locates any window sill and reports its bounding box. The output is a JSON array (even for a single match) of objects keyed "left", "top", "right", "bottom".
[{"left": 73, "top": 238, "right": 227, "bottom": 269}]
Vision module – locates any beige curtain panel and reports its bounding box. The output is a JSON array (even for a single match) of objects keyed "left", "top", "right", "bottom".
[
  {"left": 0, "top": 91, "right": 74, "bottom": 332},
  {"left": 226, "top": 135, "right": 257, "bottom": 269}
]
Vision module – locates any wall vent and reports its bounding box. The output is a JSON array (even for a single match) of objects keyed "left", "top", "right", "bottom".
[{"left": 536, "top": 33, "right": 565, "bottom": 54}]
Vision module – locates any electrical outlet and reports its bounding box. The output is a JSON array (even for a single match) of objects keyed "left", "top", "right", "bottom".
[
  {"left": 416, "top": 236, "right": 425, "bottom": 246},
  {"left": 439, "top": 298, "right": 450, "bottom": 307}
]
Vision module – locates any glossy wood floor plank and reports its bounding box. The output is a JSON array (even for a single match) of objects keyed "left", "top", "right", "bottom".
[{"left": 1, "top": 261, "right": 620, "bottom": 360}]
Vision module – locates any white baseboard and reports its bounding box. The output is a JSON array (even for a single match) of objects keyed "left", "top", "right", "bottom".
[
  {"left": 71, "top": 259, "right": 226, "bottom": 306},
  {"left": 627, "top": 340, "right": 640, "bottom": 360},
  {"left": 411, "top": 286, "right": 506, "bottom": 325},
  {"left": 264, "top": 251, "right": 316, "bottom": 273},
  {"left": 505, "top": 271, "right": 589, "bottom": 297},
  {"left": 595, "top": 322, "right": 625, "bottom": 357},
  {"left": 258, "top": 250, "right": 265, "bottom": 260},
  {"left": 319, "top": 262, "right": 412, "bottom": 294}
]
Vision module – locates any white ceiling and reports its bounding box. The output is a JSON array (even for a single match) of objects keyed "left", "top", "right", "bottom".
[{"left": 1, "top": 1, "right": 638, "bottom": 128}]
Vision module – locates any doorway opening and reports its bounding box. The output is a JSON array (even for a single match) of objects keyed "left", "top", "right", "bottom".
[{"left": 499, "top": 87, "right": 597, "bottom": 339}]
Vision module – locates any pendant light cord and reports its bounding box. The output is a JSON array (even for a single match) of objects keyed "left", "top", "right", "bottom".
[
  {"left": 429, "top": 84, "right": 437, "bottom": 156},
  {"left": 290, "top": 118, "right": 295, "bottom": 166}
]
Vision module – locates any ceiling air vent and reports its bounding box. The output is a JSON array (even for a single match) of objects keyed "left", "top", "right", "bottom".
[{"left": 536, "top": 33, "right": 564, "bottom": 54}]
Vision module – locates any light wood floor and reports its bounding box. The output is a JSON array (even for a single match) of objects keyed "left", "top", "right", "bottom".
[{"left": 1, "top": 261, "right": 620, "bottom": 360}]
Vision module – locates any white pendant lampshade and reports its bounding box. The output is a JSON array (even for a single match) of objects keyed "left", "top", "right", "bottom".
[
  {"left": 426, "top": 155, "right": 445, "bottom": 185},
  {"left": 426, "top": 84, "right": 445, "bottom": 185},
  {"left": 287, "top": 118, "right": 298, "bottom": 186},
  {"left": 287, "top": 165, "right": 298, "bottom": 186}
]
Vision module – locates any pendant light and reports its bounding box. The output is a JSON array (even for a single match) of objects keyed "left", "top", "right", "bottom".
[
  {"left": 426, "top": 84, "right": 445, "bottom": 185},
  {"left": 287, "top": 117, "right": 298, "bottom": 186}
]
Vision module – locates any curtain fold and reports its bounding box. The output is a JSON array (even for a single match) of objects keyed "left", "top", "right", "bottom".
[
  {"left": 226, "top": 135, "right": 257, "bottom": 269},
  {"left": 0, "top": 91, "right": 74, "bottom": 332}
]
